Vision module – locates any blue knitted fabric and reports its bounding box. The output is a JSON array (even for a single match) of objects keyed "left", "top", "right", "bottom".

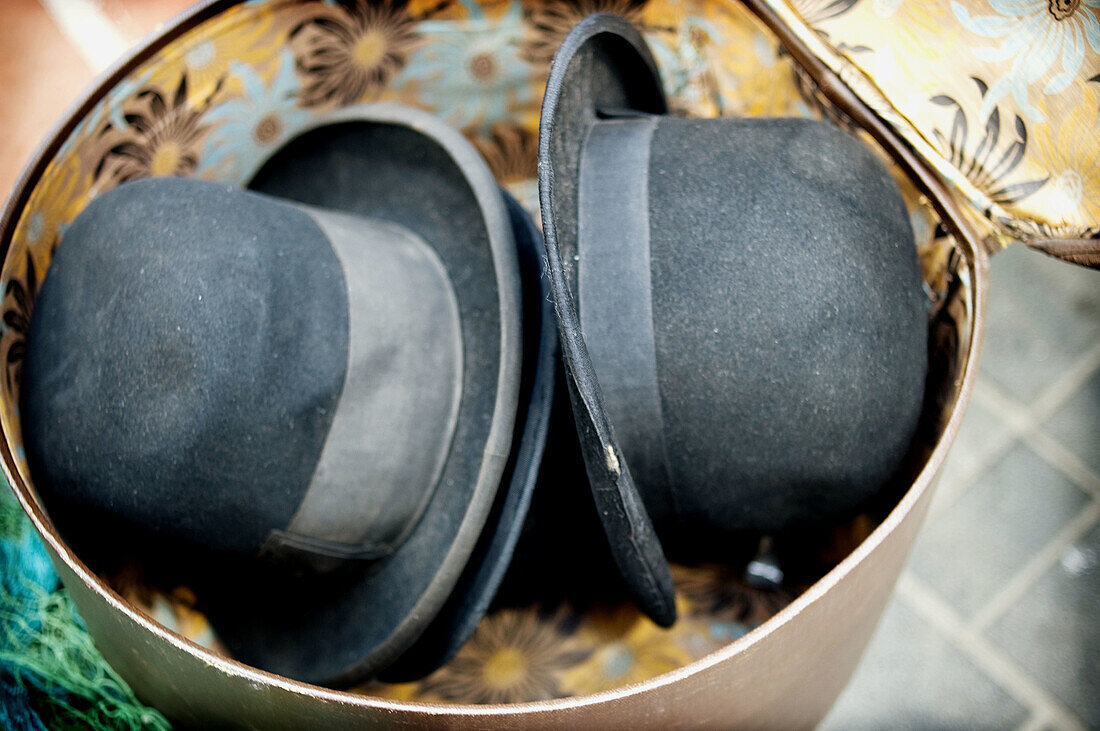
[{"left": 0, "top": 479, "right": 170, "bottom": 729}]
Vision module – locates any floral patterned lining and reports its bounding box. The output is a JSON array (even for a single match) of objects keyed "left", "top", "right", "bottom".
[
  {"left": 0, "top": 0, "right": 987, "bottom": 703},
  {"left": 788, "top": 0, "right": 1100, "bottom": 249}
]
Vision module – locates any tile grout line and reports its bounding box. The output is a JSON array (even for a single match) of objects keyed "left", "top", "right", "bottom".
[
  {"left": 37, "top": 0, "right": 129, "bottom": 74},
  {"left": 927, "top": 385, "right": 1031, "bottom": 520},
  {"left": 896, "top": 572, "right": 1086, "bottom": 731},
  {"left": 968, "top": 499, "right": 1100, "bottom": 634},
  {"left": 975, "top": 338, "right": 1100, "bottom": 430},
  {"left": 1017, "top": 708, "right": 1057, "bottom": 731},
  {"left": 941, "top": 349, "right": 1100, "bottom": 677},
  {"left": 927, "top": 435, "right": 1014, "bottom": 518},
  {"left": 902, "top": 306, "right": 1097, "bottom": 520},
  {"left": 975, "top": 344, "right": 1100, "bottom": 426},
  {"left": 965, "top": 363, "right": 1100, "bottom": 500},
  {"left": 1025, "top": 430, "right": 1100, "bottom": 500},
  {"left": 1027, "top": 342, "right": 1100, "bottom": 424},
  {"left": 973, "top": 379, "right": 1038, "bottom": 430},
  {"left": 842, "top": 252, "right": 1100, "bottom": 726}
]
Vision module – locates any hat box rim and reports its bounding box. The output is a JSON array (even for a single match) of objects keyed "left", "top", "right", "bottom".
[{"left": 0, "top": 0, "right": 988, "bottom": 724}]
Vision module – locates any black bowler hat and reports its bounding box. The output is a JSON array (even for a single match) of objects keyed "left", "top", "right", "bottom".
[
  {"left": 21, "top": 104, "right": 555, "bottom": 686},
  {"left": 378, "top": 189, "right": 558, "bottom": 682},
  {"left": 538, "top": 15, "right": 928, "bottom": 625}
]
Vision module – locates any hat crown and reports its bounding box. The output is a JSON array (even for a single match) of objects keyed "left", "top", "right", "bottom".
[
  {"left": 578, "top": 115, "right": 928, "bottom": 535},
  {"left": 22, "top": 177, "right": 464, "bottom": 566}
]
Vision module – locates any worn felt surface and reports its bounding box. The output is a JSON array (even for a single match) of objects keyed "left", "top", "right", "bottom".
[
  {"left": 645, "top": 116, "right": 927, "bottom": 535},
  {"left": 21, "top": 177, "right": 348, "bottom": 557}
]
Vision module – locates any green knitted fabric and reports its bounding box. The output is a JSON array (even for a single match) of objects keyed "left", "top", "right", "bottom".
[{"left": 0, "top": 481, "right": 170, "bottom": 730}]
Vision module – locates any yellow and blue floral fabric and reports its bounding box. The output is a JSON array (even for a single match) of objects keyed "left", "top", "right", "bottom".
[
  {"left": 786, "top": 0, "right": 1100, "bottom": 256},
  {"left": 0, "top": 0, "right": 1089, "bottom": 706}
]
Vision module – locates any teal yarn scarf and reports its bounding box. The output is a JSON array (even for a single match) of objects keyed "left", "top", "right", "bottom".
[{"left": 0, "top": 480, "right": 169, "bottom": 730}]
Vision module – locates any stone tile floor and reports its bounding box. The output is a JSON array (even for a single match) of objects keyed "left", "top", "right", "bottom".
[
  {"left": 823, "top": 244, "right": 1100, "bottom": 730},
  {"left": 2, "top": 3, "right": 1098, "bottom": 729}
]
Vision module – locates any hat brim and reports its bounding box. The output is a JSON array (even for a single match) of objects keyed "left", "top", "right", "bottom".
[
  {"left": 537, "top": 14, "right": 676, "bottom": 626},
  {"left": 379, "top": 190, "right": 557, "bottom": 681},
  {"left": 197, "top": 104, "right": 528, "bottom": 687}
]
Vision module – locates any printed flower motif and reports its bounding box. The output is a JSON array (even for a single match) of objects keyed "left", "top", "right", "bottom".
[
  {"left": 355, "top": 679, "right": 421, "bottom": 702},
  {"left": 522, "top": 0, "right": 649, "bottom": 66},
  {"left": 2, "top": 250, "right": 43, "bottom": 396},
  {"left": 645, "top": 18, "right": 724, "bottom": 115},
  {"left": 1028, "top": 97, "right": 1100, "bottom": 226},
  {"left": 562, "top": 605, "right": 692, "bottom": 694},
  {"left": 467, "top": 122, "right": 538, "bottom": 184},
  {"left": 833, "top": 1, "right": 955, "bottom": 70},
  {"left": 417, "top": 606, "right": 591, "bottom": 703},
  {"left": 402, "top": 3, "right": 532, "bottom": 131},
  {"left": 51, "top": 73, "right": 156, "bottom": 193},
  {"left": 58, "top": 102, "right": 110, "bottom": 169},
  {"left": 652, "top": 2, "right": 806, "bottom": 119},
  {"left": 290, "top": 0, "right": 419, "bottom": 108},
  {"left": 147, "top": 3, "right": 281, "bottom": 98},
  {"left": 109, "top": 564, "right": 227, "bottom": 654},
  {"left": 671, "top": 563, "right": 792, "bottom": 626},
  {"left": 14, "top": 156, "right": 92, "bottom": 257},
  {"left": 198, "top": 49, "right": 312, "bottom": 184},
  {"left": 952, "top": 0, "right": 1100, "bottom": 121},
  {"left": 790, "top": 0, "right": 860, "bottom": 25},
  {"left": 0, "top": 153, "right": 93, "bottom": 399},
  {"left": 467, "top": 121, "right": 540, "bottom": 207},
  {"left": 93, "top": 75, "right": 221, "bottom": 187},
  {"left": 790, "top": 0, "right": 870, "bottom": 54},
  {"left": 930, "top": 76, "right": 1048, "bottom": 206}
]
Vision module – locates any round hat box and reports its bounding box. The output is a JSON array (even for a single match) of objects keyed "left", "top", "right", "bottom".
[{"left": 1, "top": 0, "right": 1003, "bottom": 726}]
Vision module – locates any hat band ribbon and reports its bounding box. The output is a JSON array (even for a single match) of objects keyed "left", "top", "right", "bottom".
[
  {"left": 265, "top": 209, "right": 464, "bottom": 566},
  {"left": 577, "top": 115, "right": 678, "bottom": 524}
]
